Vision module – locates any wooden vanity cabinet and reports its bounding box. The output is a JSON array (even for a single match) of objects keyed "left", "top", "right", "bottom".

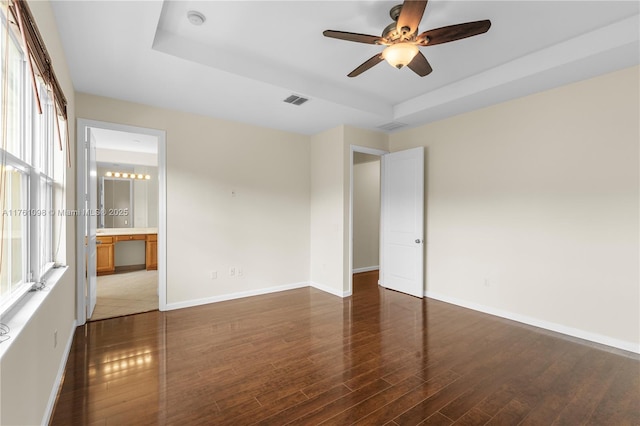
[
  {"left": 96, "top": 232, "right": 157, "bottom": 275},
  {"left": 115, "top": 234, "right": 147, "bottom": 242},
  {"left": 96, "top": 236, "right": 115, "bottom": 275},
  {"left": 146, "top": 234, "right": 158, "bottom": 270}
]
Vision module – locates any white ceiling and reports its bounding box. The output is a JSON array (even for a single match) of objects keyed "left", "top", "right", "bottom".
[
  {"left": 91, "top": 128, "right": 158, "bottom": 154},
  {"left": 51, "top": 1, "right": 639, "bottom": 135}
]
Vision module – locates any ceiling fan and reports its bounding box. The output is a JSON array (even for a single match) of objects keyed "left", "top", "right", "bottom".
[{"left": 323, "top": 0, "right": 491, "bottom": 77}]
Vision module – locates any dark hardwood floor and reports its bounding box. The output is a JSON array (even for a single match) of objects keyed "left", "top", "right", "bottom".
[{"left": 51, "top": 271, "right": 639, "bottom": 425}]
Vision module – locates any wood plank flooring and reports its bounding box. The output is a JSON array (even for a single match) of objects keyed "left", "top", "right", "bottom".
[{"left": 50, "top": 271, "right": 639, "bottom": 425}]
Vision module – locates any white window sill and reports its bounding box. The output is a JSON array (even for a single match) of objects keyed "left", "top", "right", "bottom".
[{"left": 0, "top": 266, "right": 69, "bottom": 360}]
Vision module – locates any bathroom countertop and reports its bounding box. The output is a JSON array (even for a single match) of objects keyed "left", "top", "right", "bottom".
[{"left": 96, "top": 227, "right": 158, "bottom": 236}]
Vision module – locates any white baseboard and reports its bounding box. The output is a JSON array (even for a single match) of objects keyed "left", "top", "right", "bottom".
[
  {"left": 166, "top": 280, "right": 354, "bottom": 312},
  {"left": 165, "top": 282, "right": 310, "bottom": 311},
  {"left": 425, "top": 290, "right": 640, "bottom": 355},
  {"left": 42, "top": 319, "right": 77, "bottom": 425},
  {"left": 352, "top": 266, "right": 379, "bottom": 274},
  {"left": 310, "top": 281, "right": 351, "bottom": 298}
]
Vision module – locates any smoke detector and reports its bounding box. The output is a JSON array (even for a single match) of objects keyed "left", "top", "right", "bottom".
[{"left": 187, "top": 11, "right": 206, "bottom": 26}]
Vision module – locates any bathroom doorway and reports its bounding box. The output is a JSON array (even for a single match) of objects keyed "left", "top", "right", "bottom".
[{"left": 77, "top": 119, "right": 166, "bottom": 324}]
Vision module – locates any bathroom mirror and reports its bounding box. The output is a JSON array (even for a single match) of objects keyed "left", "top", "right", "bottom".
[{"left": 99, "top": 177, "right": 133, "bottom": 228}]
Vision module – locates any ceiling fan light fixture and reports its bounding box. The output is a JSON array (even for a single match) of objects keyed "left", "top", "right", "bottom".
[{"left": 382, "top": 43, "right": 419, "bottom": 69}]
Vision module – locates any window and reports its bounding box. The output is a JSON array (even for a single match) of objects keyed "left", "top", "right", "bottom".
[
  {"left": 0, "top": 1, "right": 67, "bottom": 314},
  {"left": 34, "top": 82, "right": 56, "bottom": 277},
  {"left": 0, "top": 167, "right": 28, "bottom": 301}
]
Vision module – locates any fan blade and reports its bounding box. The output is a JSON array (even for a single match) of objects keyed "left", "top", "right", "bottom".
[
  {"left": 417, "top": 20, "right": 491, "bottom": 46},
  {"left": 348, "top": 54, "right": 384, "bottom": 77},
  {"left": 397, "top": 0, "right": 428, "bottom": 36},
  {"left": 323, "top": 30, "right": 382, "bottom": 45},
  {"left": 407, "top": 51, "right": 433, "bottom": 77}
]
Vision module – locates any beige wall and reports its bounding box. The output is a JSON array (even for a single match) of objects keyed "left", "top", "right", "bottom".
[
  {"left": 133, "top": 165, "right": 158, "bottom": 228},
  {"left": 1, "top": 1, "right": 77, "bottom": 424},
  {"left": 390, "top": 65, "right": 640, "bottom": 350},
  {"left": 309, "top": 126, "right": 388, "bottom": 295},
  {"left": 76, "top": 93, "right": 311, "bottom": 305},
  {"left": 352, "top": 154, "right": 380, "bottom": 271},
  {"left": 309, "top": 126, "right": 345, "bottom": 294}
]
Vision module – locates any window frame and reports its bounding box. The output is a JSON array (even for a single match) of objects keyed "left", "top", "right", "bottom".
[
  {"left": 0, "top": 154, "right": 32, "bottom": 314},
  {"left": 0, "top": 2, "right": 62, "bottom": 316},
  {"left": 32, "top": 81, "right": 56, "bottom": 280}
]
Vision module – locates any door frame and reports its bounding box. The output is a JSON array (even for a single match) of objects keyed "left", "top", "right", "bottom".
[
  {"left": 348, "top": 145, "right": 388, "bottom": 296},
  {"left": 76, "top": 119, "right": 167, "bottom": 325}
]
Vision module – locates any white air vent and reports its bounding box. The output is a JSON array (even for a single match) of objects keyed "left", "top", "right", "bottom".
[
  {"left": 283, "top": 94, "right": 309, "bottom": 106},
  {"left": 377, "top": 122, "right": 407, "bottom": 131}
]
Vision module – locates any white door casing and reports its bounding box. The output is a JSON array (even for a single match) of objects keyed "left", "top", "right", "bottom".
[
  {"left": 86, "top": 128, "right": 98, "bottom": 318},
  {"left": 380, "top": 147, "right": 424, "bottom": 298}
]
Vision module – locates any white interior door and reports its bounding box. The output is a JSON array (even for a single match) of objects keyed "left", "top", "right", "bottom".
[
  {"left": 381, "top": 147, "right": 424, "bottom": 298},
  {"left": 86, "top": 128, "right": 98, "bottom": 318}
]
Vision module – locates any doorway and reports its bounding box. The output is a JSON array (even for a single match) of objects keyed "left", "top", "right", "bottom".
[
  {"left": 348, "top": 145, "right": 425, "bottom": 298},
  {"left": 352, "top": 152, "right": 382, "bottom": 292},
  {"left": 349, "top": 146, "right": 386, "bottom": 295},
  {"left": 76, "top": 119, "right": 167, "bottom": 325}
]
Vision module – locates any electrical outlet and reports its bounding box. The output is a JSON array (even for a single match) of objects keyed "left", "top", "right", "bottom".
[
  {"left": 237, "top": 267, "right": 243, "bottom": 277},
  {"left": 229, "top": 267, "right": 236, "bottom": 277},
  {"left": 210, "top": 271, "right": 217, "bottom": 280}
]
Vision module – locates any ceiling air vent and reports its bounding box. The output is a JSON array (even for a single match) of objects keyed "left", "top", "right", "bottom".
[
  {"left": 283, "top": 94, "right": 309, "bottom": 106},
  {"left": 377, "top": 122, "right": 407, "bottom": 132}
]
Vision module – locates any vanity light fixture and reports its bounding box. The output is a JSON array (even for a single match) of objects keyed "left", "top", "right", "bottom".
[{"left": 104, "top": 171, "right": 151, "bottom": 180}]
